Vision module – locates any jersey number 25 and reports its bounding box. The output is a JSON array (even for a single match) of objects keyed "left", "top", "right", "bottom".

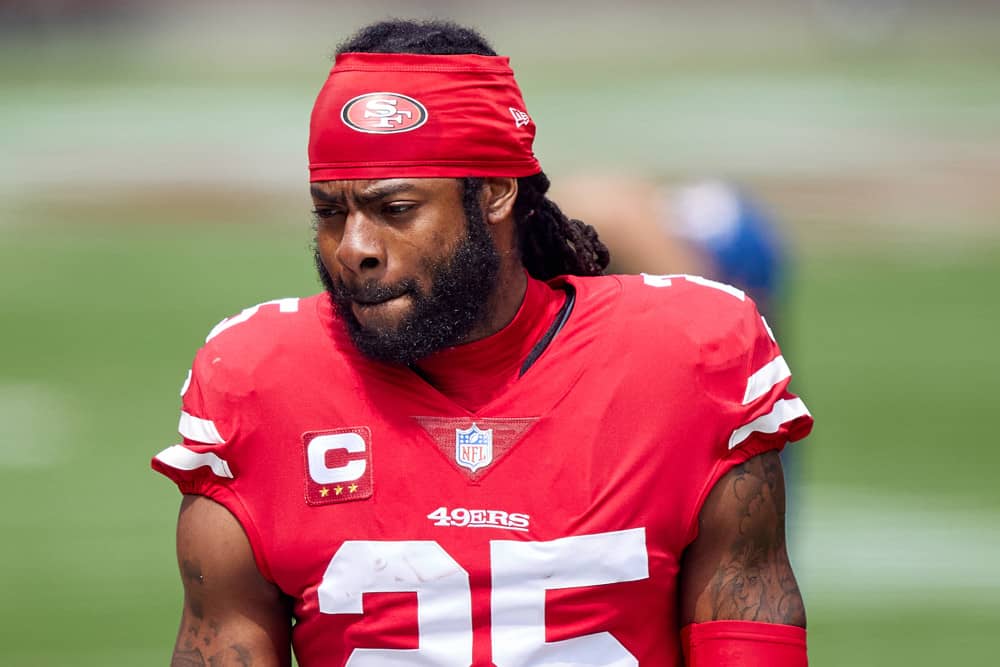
[{"left": 318, "top": 528, "right": 649, "bottom": 666}]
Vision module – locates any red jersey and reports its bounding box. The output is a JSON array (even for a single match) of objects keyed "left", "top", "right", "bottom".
[{"left": 152, "top": 273, "right": 812, "bottom": 667}]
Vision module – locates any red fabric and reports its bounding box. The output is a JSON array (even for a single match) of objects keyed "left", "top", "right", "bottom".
[
  {"left": 309, "top": 52, "right": 541, "bottom": 180},
  {"left": 681, "top": 621, "right": 807, "bottom": 666}
]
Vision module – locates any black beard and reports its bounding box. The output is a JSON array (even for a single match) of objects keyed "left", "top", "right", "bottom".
[{"left": 315, "top": 201, "right": 501, "bottom": 366}]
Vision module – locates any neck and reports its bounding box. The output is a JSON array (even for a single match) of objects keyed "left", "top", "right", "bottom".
[
  {"left": 412, "top": 271, "right": 563, "bottom": 413},
  {"left": 461, "top": 258, "right": 528, "bottom": 345}
]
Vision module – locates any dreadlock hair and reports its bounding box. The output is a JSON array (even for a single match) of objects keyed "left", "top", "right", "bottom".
[{"left": 336, "top": 19, "right": 611, "bottom": 280}]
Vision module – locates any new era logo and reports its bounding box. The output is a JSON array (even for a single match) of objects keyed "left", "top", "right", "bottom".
[{"left": 509, "top": 107, "right": 531, "bottom": 128}]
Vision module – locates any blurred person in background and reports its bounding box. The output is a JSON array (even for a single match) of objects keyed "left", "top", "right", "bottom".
[
  {"left": 152, "top": 18, "right": 813, "bottom": 667},
  {"left": 555, "top": 175, "right": 787, "bottom": 322}
]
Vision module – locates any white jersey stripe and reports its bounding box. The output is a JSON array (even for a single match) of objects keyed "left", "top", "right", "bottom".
[
  {"left": 179, "top": 410, "right": 225, "bottom": 444},
  {"left": 728, "top": 397, "right": 811, "bottom": 450},
  {"left": 154, "top": 444, "right": 234, "bottom": 479},
  {"left": 760, "top": 315, "right": 777, "bottom": 343},
  {"left": 179, "top": 369, "right": 192, "bottom": 398},
  {"left": 743, "top": 355, "right": 792, "bottom": 405}
]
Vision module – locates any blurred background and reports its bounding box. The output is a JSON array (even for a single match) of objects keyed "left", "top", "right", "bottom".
[{"left": 1, "top": 0, "right": 998, "bottom": 664}]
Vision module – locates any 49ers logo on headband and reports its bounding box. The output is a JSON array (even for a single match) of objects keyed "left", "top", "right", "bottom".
[{"left": 341, "top": 92, "right": 428, "bottom": 134}]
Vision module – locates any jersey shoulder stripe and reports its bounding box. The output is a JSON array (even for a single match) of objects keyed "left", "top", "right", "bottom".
[{"left": 154, "top": 444, "right": 234, "bottom": 479}]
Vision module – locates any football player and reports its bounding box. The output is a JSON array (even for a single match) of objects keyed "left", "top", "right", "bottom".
[{"left": 154, "top": 19, "right": 812, "bottom": 667}]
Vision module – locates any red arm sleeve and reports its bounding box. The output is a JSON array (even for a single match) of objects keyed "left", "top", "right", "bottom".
[{"left": 682, "top": 620, "right": 807, "bottom": 666}]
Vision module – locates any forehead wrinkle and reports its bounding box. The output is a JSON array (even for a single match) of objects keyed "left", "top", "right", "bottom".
[
  {"left": 311, "top": 181, "right": 423, "bottom": 207},
  {"left": 352, "top": 182, "right": 420, "bottom": 207},
  {"left": 310, "top": 185, "right": 343, "bottom": 204}
]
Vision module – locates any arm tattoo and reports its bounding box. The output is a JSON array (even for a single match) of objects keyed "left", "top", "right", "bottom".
[
  {"left": 172, "top": 648, "right": 206, "bottom": 667},
  {"left": 170, "top": 588, "right": 253, "bottom": 667},
  {"left": 707, "top": 452, "right": 806, "bottom": 626},
  {"left": 172, "top": 643, "right": 255, "bottom": 667}
]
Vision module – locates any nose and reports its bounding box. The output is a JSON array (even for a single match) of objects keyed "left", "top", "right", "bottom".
[{"left": 335, "top": 212, "right": 384, "bottom": 278}]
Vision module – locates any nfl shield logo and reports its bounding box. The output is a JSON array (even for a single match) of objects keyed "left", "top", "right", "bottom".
[{"left": 455, "top": 423, "right": 494, "bottom": 473}]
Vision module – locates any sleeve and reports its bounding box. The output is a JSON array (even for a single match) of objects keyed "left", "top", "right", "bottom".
[
  {"left": 686, "top": 294, "right": 814, "bottom": 533},
  {"left": 150, "top": 343, "right": 275, "bottom": 582},
  {"left": 717, "top": 302, "right": 813, "bottom": 456}
]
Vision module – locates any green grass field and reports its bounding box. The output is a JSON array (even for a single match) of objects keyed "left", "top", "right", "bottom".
[{"left": 2, "top": 5, "right": 999, "bottom": 665}]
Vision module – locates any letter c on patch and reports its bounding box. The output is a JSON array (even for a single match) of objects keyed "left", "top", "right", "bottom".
[{"left": 308, "top": 433, "right": 366, "bottom": 484}]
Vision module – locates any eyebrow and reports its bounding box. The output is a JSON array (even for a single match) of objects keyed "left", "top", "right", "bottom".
[{"left": 310, "top": 183, "right": 420, "bottom": 206}]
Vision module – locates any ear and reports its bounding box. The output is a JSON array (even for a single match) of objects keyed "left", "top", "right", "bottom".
[{"left": 482, "top": 177, "right": 518, "bottom": 225}]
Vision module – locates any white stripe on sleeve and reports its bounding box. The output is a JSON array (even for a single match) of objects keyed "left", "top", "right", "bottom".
[
  {"left": 760, "top": 315, "right": 777, "bottom": 343},
  {"left": 179, "top": 410, "right": 225, "bottom": 444},
  {"left": 743, "top": 355, "right": 792, "bottom": 405},
  {"left": 728, "top": 397, "right": 811, "bottom": 450},
  {"left": 179, "top": 369, "right": 192, "bottom": 398},
  {"left": 155, "top": 444, "right": 234, "bottom": 479}
]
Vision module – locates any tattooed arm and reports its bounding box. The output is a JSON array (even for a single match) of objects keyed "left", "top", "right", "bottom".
[
  {"left": 679, "top": 450, "right": 806, "bottom": 627},
  {"left": 171, "top": 495, "right": 292, "bottom": 667}
]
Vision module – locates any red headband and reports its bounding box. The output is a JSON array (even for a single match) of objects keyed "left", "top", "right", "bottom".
[{"left": 308, "top": 52, "right": 541, "bottom": 181}]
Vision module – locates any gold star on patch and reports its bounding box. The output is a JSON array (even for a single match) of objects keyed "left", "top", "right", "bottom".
[
  {"left": 319, "top": 487, "right": 329, "bottom": 497},
  {"left": 348, "top": 483, "right": 358, "bottom": 493},
  {"left": 334, "top": 486, "right": 344, "bottom": 495}
]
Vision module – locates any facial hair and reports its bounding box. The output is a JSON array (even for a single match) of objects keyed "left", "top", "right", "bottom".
[{"left": 315, "top": 202, "right": 501, "bottom": 366}]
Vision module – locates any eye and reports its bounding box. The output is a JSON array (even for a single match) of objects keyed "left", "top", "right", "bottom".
[
  {"left": 312, "top": 207, "right": 343, "bottom": 222},
  {"left": 383, "top": 202, "right": 416, "bottom": 216}
]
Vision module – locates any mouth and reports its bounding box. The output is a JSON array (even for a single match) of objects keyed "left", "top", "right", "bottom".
[
  {"left": 332, "top": 278, "right": 415, "bottom": 324},
  {"left": 351, "top": 287, "right": 409, "bottom": 306},
  {"left": 349, "top": 290, "right": 412, "bottom": 322},
  {"left": 353, "top": 294, "right": 402, "bottom": 308}
]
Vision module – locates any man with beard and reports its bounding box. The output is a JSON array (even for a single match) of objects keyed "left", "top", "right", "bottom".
[{"left": 153, "top": 19, "right": 813, "bottom": 667}]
